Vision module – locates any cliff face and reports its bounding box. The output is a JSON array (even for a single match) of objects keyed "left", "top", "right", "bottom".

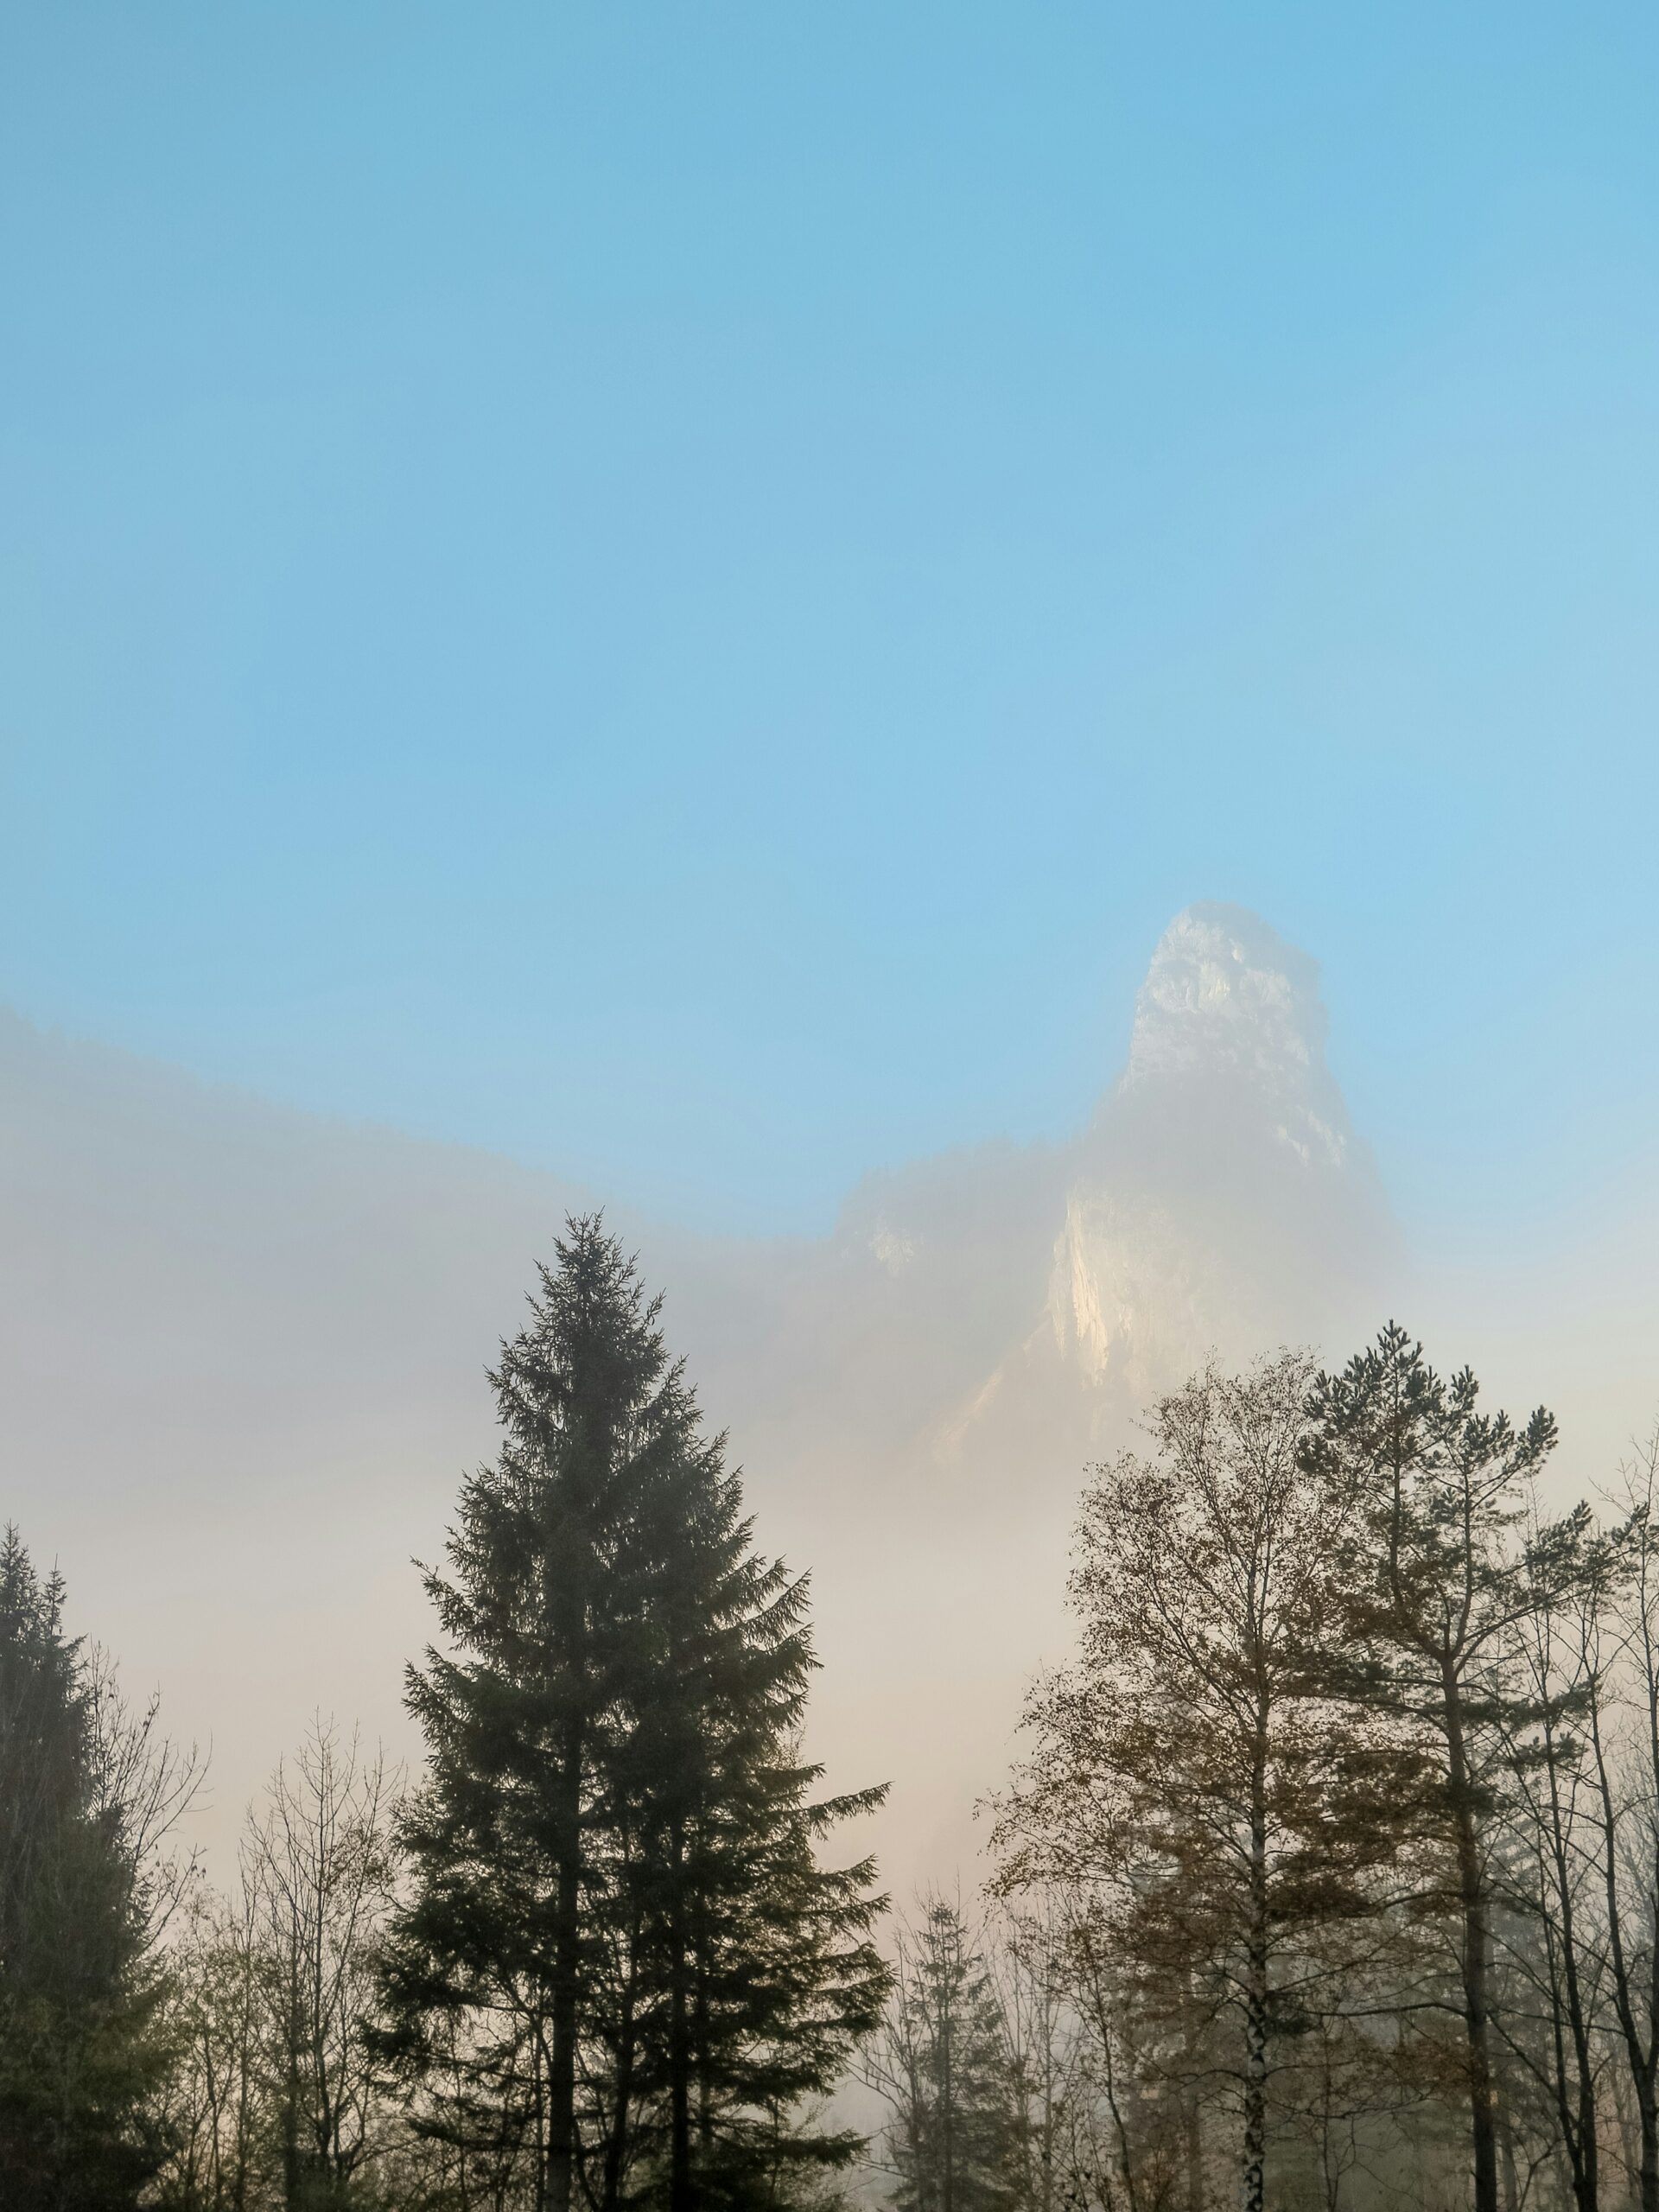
[
  {"left": 1042, "top": 902, "right": 1384, "bottom": 1400},
  {"left": 755, "top": 904, "right": 1392, "bottom": 1503}
]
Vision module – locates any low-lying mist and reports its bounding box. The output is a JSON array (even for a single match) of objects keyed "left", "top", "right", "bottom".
[{"left": 3, "top": 903, "right": 1648, "bottom": 1894}]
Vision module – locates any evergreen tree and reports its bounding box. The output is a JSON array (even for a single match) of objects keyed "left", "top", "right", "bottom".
[
  {"left": 0, "top": 1526, "right": 176, "bottom": 2209},
  {"left": 1303, "top": 1325, "right": 1594, "bottom": 2212},
  {"left": 868, "top": 1899, "right": 1027, "bottom": 2212},
  {"left": 376, "top": 1218, "right": 888, "bottom": 2212},
  {"left": 626, "top": 1440, "right": 889, "bottom": 2212}
]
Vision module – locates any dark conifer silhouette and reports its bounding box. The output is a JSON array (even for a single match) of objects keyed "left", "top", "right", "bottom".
[
  {"left": 867, "top": 1897, "right": 1028, "bottom": 2212},
  {"left": 0, "top": 1528, "right": 188, "bottom": 2209},
  {"left": 1305, "top": 1325, "right": 1595, "bottom": 2212},
  {"left": 375, "top": 1218, "right": 888, "bottom": 2212}
]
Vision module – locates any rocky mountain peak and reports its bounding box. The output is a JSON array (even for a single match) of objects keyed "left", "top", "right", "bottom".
[
  {"left": 1116, "top": 902, "right": 1351, "bottom": 1172},
  {"left": 1126, "top": 902, "right": 1325, "bottom": 1084}
]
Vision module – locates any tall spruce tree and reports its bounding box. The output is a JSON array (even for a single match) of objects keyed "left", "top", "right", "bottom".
[
  {"left": 0, "top": 1528, "right": 172, "bottom": 2209},
  {"left": 376, "top": 1219, "right": 888, "bottom": 2212},
  {"left": 626, "top": 1434, "right": 889, "bottom": 2212}
]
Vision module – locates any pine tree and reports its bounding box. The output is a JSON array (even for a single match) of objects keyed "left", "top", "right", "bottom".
[
  {"left": 1303, "top": 1325, "right": 1594, "bottom": 2212},
  {"left": 0, "top": 1527, "right": 175, "bottom": 2209},
  {"left": 376, "top": 1218, "right": 888, "bottom": 2212},
  {"left": 626, "top": 1438, "right": 890, "bottom": 2212},
  {"left": 868, "top": 1899, "right": 1027, "bottom": 2212},
  {"left": 375, "top": 1220, "right": 693, "bottom": 2212}
]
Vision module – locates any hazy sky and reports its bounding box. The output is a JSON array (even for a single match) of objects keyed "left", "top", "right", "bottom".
[{"left": 4, "top": 3, "right": 1658, "bottom": 1238}]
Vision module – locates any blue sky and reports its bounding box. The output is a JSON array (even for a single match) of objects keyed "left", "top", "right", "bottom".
[{"left": 3, "top": 3, "right": 1657, "bottom": 1235}]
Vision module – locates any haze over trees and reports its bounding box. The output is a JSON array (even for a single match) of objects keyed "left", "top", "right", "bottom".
[
  {"left": 977, "top": 1336, "right": 1659, "bottom": 2212},
  {"left": 10, "top": 1218, "right": 1659, "bottom": 2209},
  {"left": 0, "top": 905, "right": 1404, "bottom": 1912}
]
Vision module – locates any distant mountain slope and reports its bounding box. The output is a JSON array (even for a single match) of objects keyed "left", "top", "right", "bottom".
[
  {"left": 722, "top": 904, "right": 1392, "bottom": 1503},
  {"left": 0, "top": 905, "right": 1394, "bottom": 1885}
]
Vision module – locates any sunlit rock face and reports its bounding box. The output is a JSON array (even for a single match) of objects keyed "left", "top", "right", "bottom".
[
  {"left": 792, "top": 903, "right": 1394, "bottom": 1484},
  {"left": 1043, "top": 903, "right": 1385, "bottom": 1407},
  {"left": 1122, "top": 904, "right": 1344, "bottom": 1140}
]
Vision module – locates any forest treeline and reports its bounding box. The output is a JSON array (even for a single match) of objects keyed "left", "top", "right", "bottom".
[{"left": 6, "top": 1217, "right": 1659, "bottom": 2212}]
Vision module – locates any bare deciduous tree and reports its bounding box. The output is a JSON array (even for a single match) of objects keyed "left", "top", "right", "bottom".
[{"left": 249, "top": 1719, "right": 400, "bottom": 2209}]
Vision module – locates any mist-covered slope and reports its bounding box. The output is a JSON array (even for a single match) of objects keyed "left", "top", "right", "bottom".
[
  {"left": 0, "top": 904, "right": 1395, "bottom": 1882},
  {"left": 721, "top": 904, "right": 1393, "bottom": 1506}
]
